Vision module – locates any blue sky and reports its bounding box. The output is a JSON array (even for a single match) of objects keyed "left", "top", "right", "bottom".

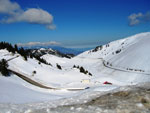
[{"left": 0, "top": 0, "right": 150, "bottom": 48}]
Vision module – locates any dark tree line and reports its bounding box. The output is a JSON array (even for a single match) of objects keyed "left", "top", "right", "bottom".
[
  {"left": 0, "top": 42, "right": 28, "bottom": 60},
  {"left": 0, "top": 42, "right": 16, "bottom": 53},
  {"left": 73, "top": 65, "right": 92, "bottom": 76},
  {"left": 33, "top": 54, "right": 50, "bottom": 65},
  {"left": 0, "top": 42, "right": 51, "bottom": 65}
]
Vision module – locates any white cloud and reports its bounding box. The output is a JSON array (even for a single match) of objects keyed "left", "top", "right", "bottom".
[
  {"left": 2, "top": 8, "right": 54, "bottom": 25},
  {"left": 0, "top": 0, "right": 55, "bottom": 30},
  {"left": 46, "top": 24, "right": 56, "bottom": 30},
  {"left": 17, "top": 41, "right": 61, "bottom": 47},
  {"left": 20, "top": 8, "right": 53, "bottom": 24},
  {"left": 0, "top": 0, "right": 21, "bottom": 15},
  {"left": 128, "top": 12, "right": 150, "bottom": 26}
]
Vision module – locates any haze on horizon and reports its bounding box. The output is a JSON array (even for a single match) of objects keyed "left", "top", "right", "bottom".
[{"left": 0, "top": 0, "right": 150, "bottom": 48}]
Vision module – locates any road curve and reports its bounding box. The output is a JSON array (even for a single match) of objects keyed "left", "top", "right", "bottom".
[
  {"left": 8, "top": 69, "right": 58, "bottom": 89},
  {"left": 8, "top": 69, "right": 86, "bottom": 91}
]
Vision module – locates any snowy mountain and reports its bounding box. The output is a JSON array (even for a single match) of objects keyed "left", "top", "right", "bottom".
[
  {"left": 79, "top": 32, "right": 150, "bottom": 74},
  {"left": 22, "top": 45, "right": 89, "bottom": 55},
  {"left": 31, "top": 48, "right": 74, "bottom": 58},
  {"left": 0, "top": 32, "right": 150, "bottom": 112}
]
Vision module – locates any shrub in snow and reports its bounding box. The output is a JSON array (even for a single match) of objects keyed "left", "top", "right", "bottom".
[
  {"left": 85, "top": 70, "right": 88, "bottom": 74},
  {"left": 121, "top": 42, "right": 124, "bottom": 45},
  {"left": 23, "top": 56, "right": 27, "bottom": 61},
  {"left": 33, "top": 71, "right": 36, "bottom": 74},
  {"left": 116, "top": 49, "right": 121, "bottom": 54},
  {"left": 128, "top": 68, "right": 133, "bottom": 71},
  {"left": 73, "top": 65, "right": 76, "bottom": 68},
  {"left": 77, "top": 66, "right": 80, "bottom": 68},
  {"left": 0, "top": 59, "right": 9, "bottom": 76},
  {"left": 80, "top": 66, "right": 85, "bottom": 73},
  {"left": 89, "top": 72, "right": 92, "bottom": 76},
  {"left": 48, "top": 63, "right": 52, "bottom": 66},
  {"left": 106, "top": 44, "right": 109, "bottom": 47},
  {"left": 92, "top": 45, "right": 103, "bottom": 52},
  {"left": 107, "top": 62, "right": 109, "bottom": 65},
  {"left": 57, "top": 64, "right": 62, "bottom": 70},
  {"left": 32, "top": 71, "right": 36, "bottom": 76}
]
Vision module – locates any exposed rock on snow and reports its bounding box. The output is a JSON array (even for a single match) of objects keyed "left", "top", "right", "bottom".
[{"left": 38, "top": 83, "right": 150, "bottom": 113}]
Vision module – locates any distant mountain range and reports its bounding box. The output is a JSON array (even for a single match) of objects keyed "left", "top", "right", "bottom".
[{"left": 22, "top": 45, "right": 93, "bottom": 55}]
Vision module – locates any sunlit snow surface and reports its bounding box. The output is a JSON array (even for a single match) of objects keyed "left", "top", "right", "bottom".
[
  {"left": 0, "top": 75, "right": 118, "bottom": 112},
  {"left": 1, "top": 32, "right": 150, "bottom": 112}
]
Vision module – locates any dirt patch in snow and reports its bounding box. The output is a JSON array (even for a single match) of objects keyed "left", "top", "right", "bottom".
[{"left": 45, "top": 83, "right": 150, "bottom": 113}]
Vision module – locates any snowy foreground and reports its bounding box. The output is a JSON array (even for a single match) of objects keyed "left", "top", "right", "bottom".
[
  {"left": 1, "top": 82, "right": 150, "bottom": 113},
  {"left": 0, "top": 32, "right": 150, "bottom": 112}
]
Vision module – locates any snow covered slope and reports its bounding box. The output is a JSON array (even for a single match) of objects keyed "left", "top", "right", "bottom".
[
  {"left": 41, "top": 54, "right": 70, "bottom": 66},
  {"left": 0, "top": 49, "right": 91, "bottom": 104},
  {"left": 0, "top": 49, "right": 90, "bottom": 88},
  {"left": 1, "top": 32, "right": 150, "bottom": 106},
  {"left": 0, "top": 75, "right": 61, "bottom": 104},
  {"left": 78, "top": 32, "right": 150, "bottom": 73},
  {"left": 69, "top": 32, "right": 150, "bottom": 85},
  {"left": 106, "top": 33, "right": 150, "bottom": 73}
]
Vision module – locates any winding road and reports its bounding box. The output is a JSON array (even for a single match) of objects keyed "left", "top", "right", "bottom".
[
  {"left": 77, "top": 56, "right": 150, "bottom": 75},
  {"left": 102, "top": 59, "right": 150, "bottom": 75},
  {"left": 7, "top": 56, "right": 86, "bottom": 91},
  {"left": 7, "top": 54, "right": 149, "bottom": 91}
]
